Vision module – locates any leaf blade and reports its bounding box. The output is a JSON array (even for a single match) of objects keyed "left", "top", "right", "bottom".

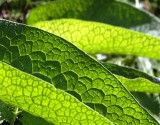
[
  {"left": 33, "top": 19, "right": 160, "bottom": 60},
  {"left": 0, "top": 61, "right": 112, "bottom": 125},
  {"left": 102, "top": 63, "right": 160, "bottom": 93},
  {"left": 0, "top": 19, "right": 158, "bottom": 124},
  {"left": 26, "top": 0, "right": 156, "bottom": 28}
]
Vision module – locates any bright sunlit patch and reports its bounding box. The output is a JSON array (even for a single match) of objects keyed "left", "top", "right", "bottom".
[
  {"left": 96, "top": 54, "right": 107, "bottom": 60},
  {"left": 135, "top": 0, "right": 143, "bottom": 8}
]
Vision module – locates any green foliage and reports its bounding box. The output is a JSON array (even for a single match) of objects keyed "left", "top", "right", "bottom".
[
  {"left": 0, "top": 101, "right": 16, "bottom": 123},
  {"left": 33, "top": 19, "right": 160, "bottom": 60},
  {"left": 26, "top": 0, "right": 152, "bottom": 27},
  {"left": 19, "top": 111, "right": 53, "bottom": 125},
  {"left": 0, "top": 0, "right": 5, "bottom": 6},
  {"left": 103, "top": 63, "right": 160, "bottom": 93},
  {"left": 1, "top": 19, "right": 158, "bottom": 124},
  {"left": 0, "top": 0, "right": 160, "bottom": 124},
  {"left": 26, "top": 0, "right": 160, "bottom": 34},
  {"left": 0, "top": 61, "right": 112, "bottom": 124}
]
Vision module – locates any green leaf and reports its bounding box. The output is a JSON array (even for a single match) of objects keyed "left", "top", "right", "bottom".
[
  {"left": 131, "top": 92, "right": 160, "bottom": 117},
  {"left": 26, "top": 0, "right": 160, "bottom": 31},
  {"left": 0, "top": 101, "right": 52, "bottom": 125},
  {"left": 19, "top": 111, "right": 54, "bottom": 125},
  {"left": 0, "top": 101, "right": 15, "bottom": 123},
  {"left": 102, "top": 63, "right": 157, "bottom": 81},
  {"left": 33, "top": 19, "right": 160, "bottom": 61},
  {"left": 33, "top": 19, "right": 160, "bottom": 93},
  {"left": 0, "top": 0, "right": 5, "bottom": 6},
  {"left": 116, "top": 75, "right": 160, "bottom": 93},
  {"left": 26, "top": 0, "right": 160, "bottom": 37},
  {"left": 102, "top": 63, "right": 160, "bottom": 93},
  {"left": 0, "top": 61, "right": 112, "bottom": 125},
  {"left": 0, "top": 19, "right": 158, "bottom": 124}
]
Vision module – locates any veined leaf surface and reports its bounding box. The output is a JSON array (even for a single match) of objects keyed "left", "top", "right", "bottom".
[
  {"left": 0, "top": 19, "right": 158, "bottom": 124},
  {"left": 27, "top": 0, "right": 160, "bottom": 94},
  {"left": 26, "top": 0, "right": 152, "bottom": 27},
  {"left": 33, "top": 19, "right": 160, "bottom": 94},
  {"left": 0, "top": 61, "right": 112, "bottom": 125},
  {"left": 102, "top": 63, "right": 160, "bottom": 93},
  {"left": 33, "top": 19, "right": 160, "bottom": 61},
  {"left": 26, "top": 0, "right": 160, "bottom": 34}
]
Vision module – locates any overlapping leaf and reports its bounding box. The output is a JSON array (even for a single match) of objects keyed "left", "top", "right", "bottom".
[
  {"left": 33, "top": 19, "right": 160, "bottom": 61},
  {"left": 19, "top": 111, "right": 53, "bottom": 125},
  {"left": 0, "top": 19, "right": 158, "bottom": 124},
  {"left": 27, "top": 0, "right": 160, "bottom": 95},
  {"left": 26, "top": 0, "right": 152, "bottom": 27},
  {"left": 1, "top": 0, "right": 160, "bottom": 124},
  {"left": 0, "top": 61, "right": 112, "bottom": 125},
  {"left": 102, "top": 63, "right": 160, "bottom": 93},
  {"left": 26, "top": 0, "right": 160, "bottom": 123},
  {"left": 26, "top": 0, "right": 160, "bottom": 34},
  {"left": 32, "top": 19, "right": 160, "bottom": 95}
]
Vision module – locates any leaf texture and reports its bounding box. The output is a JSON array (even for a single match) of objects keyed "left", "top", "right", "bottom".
[
  {"left": 0, "top": 61, "right": 112, "bottom": 125},
  {"left": 26, "top": 0, "right": 160, "bottom": 34},
  {"left": 33, "top": 19, "right": 160, "bottom": 60},
  {"left": 116, "top": 76, "right": 160, "bottom": 93},
  {"left": 32, "top": 18, "right": 160, "bottom": 93},
  {"left": 26, "top": 0, "right": 154, "bottom": 27},
  {"left": 102, "top": 63, "right": 160, "bottom": 93},
  {"left": 26, "top": 0, "right": 160, "bottom": 93},
  {"left": 0, "top": 19, "right": 158, "bottom": 124}
]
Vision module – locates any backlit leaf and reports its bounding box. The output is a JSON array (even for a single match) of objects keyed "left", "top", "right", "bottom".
[{"left": 0, "top": 19, "right": 158, "bottom": 124}]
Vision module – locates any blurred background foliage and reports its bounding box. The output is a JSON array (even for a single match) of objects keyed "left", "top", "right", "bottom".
[{"left": 1, "top": 0, "right": 160, "bottom": 124}]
